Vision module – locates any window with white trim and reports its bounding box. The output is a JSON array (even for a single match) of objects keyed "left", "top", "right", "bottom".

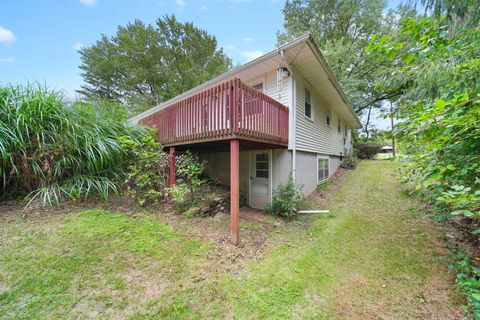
[
  {"left": 304, "top": 88, "right": 312, "bottom": 119},
  {"left": 317, "top": 156, "right": 329, "bottom": 183}
]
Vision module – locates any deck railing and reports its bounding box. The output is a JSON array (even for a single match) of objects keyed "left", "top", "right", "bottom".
[{"left": 140, "top": 79, "right": 289, "bottom": 147}]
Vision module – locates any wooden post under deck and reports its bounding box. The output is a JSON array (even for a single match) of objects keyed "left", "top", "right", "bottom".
[
  {"left": 230, "top": 139, "right": 240, "bottom": 245},
  {"left": 169, "top": 146, "right": 176, "bottom": 186}
]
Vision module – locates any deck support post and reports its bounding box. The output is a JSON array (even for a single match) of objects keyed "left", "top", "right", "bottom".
[
  {"left": 230, "top": 139, "right": 240, "bottom": 245},
  {"left": 169, "top": 146, "right": 176, "bottom": 186}
]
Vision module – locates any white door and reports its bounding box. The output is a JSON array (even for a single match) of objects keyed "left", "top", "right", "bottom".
[{"left": 249, "top": 150, "right": 272, "bottom": 209}]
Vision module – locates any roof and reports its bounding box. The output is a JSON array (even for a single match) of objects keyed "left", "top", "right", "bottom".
[{"left": 130, "top": 34, "right": 362, "bottom": 129}]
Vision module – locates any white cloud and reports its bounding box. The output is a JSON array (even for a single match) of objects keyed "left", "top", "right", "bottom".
[
  {"left": 0, "top": 26, "right": 16, "bottom": 43},
  {"left": 222, "top": 44, "right": 236, "bottom": 51},
  {"left": 242, "top": 37, "right": 253, "bottom": 43},
  {"left": 176, "top": 0, "right": 186, "bottom": 7},
  {"left": 80, "top": 0, "right": 96, "bottom": 7},
  {"left": 200, "top": 4, "right": 208, "bottom": 11},
  {"left": 73, "top": 42, "right": 84, "bottom": 51},
  {"left": 240, "top": 50, "right": 263, "bottom": 61},
  {"left": 0, "top": 56, "right": 15, "bottom": 63}
]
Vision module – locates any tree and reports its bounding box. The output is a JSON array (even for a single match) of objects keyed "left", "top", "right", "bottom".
[
  {"left": 78, "top": 15, "right": 232, "bottom": 114},
  {"left": 278, "top": 0, "right": 398, "bottom": 128}
]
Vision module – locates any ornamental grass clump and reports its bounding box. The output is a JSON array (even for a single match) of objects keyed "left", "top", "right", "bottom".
[{"left": 0, "top": 84, "right": 145, "bottom": 206}]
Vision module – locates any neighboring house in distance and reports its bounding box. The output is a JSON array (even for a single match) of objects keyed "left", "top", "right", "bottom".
[{"left": 131, "top": 34, "right": 362, "bottom": 244}]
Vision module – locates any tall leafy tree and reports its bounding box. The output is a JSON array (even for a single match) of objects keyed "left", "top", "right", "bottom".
[
  {"left": 278, "top": 0, "right": 407, "bottom": 136},
  {"left": 78, "top": 15, "right": 232, "bottom": 114}
]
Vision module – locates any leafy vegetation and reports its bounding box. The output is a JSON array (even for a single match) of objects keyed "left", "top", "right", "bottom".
[
  {"left": 0, "top": 84, "right": 144, "bottom": 206},
  {"left": 78, "top": 15, "right": 232, "bottom": 113},
  {"left": 449, "top": 250, "right": 480, "bottom": 319},
  {"left": 0, "top": 161, "right": 462, "bottom": 318},
  {"left": 278, "top": 0, "right": 406, "bottom": 136},
  {"left": 168, "top": 151, "right": 207, "bottom": 213},
  {"left": 367, "top": 4, "right": 479, "bottom": 315},
  {"left": 354, "top": 142, "right": 383, "bottom": 160},
  {"left": 120, "top": 132, "right": 169, "bottom": 206},
  {"left": 266, "top": 174, "right": 306, "bottom": 218}
]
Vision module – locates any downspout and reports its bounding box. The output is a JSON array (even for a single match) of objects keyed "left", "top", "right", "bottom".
[{"left": 278, "top": 49, "right": 297, "bottom": 179}]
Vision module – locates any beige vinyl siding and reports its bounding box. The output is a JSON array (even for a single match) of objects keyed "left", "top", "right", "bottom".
[
  {"left": 245, "top": 69, "right": 291, "bottom": 108},
  {"left": 295, "top": 70, "right": 348, "bottom": 156}
]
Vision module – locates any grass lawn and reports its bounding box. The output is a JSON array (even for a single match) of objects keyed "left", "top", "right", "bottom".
[{"left": 0, "top": 161, "right": 464, "bottom": 319}]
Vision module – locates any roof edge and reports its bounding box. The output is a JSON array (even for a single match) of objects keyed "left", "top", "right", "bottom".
[
  {"left": 304, "top": 35, "right": 362, "bottom": 129},
  {"left": 129, "top": 34, "right": 312, "bottom": 124}
]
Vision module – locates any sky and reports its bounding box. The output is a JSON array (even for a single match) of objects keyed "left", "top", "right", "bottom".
[{"left": 0, "top": 0, "right": 402, "bottom": 128}]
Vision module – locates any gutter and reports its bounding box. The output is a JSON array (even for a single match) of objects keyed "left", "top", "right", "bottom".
[{"left": 277, "top": 48, "right": 297, "bottom": 179}]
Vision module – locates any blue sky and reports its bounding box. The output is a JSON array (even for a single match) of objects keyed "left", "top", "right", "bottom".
[{"left": 0, "top": 0, "right": 402, "bottom": 118}]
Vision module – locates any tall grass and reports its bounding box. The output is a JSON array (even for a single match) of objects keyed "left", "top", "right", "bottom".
[{"left": 0, "top": 84, "right": 145, "bottom": 206}]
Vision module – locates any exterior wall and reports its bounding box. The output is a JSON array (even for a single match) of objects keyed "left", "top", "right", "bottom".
[
  {"left": 294, "top": 69, "right": 351, "bottom": 157},
  {"left": 272, "top": 149, "right": 291, "bottom": 190},
  {"left": 244, "top": 69, "right": 291, "bottom": 109},
  {"left": 200, "top": 151, "right": 249, "bottom": 201}
]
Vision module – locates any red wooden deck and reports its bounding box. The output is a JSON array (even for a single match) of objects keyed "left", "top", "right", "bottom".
[{"left": 140, "top": 79, "right": 289, "bottom": 147}]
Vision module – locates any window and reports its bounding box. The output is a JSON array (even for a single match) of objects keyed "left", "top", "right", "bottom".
[
  {"left": 317, "top": 157, "right": 329, "bottom": 183},
  {"left": 304, "top": 88, "right": 312, "bottom": 119},
  {"left": 255, "top": 153, "right": 269, "bottom": 179},
  {"left": 253, "top": 83, "right": 263, "bottom": 92},
  {"left": 326, "top": 109, "right": 331, "bottom": 126},
  {"left": 337, "top": 118, "right": 341, "bottom": 133}
]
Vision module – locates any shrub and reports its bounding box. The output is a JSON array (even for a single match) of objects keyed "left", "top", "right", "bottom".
[
  {"left": 340, "top": 152, "right": 359, "bottom": 170},
  {"left": 0, "top": 84, "right": 145, "bottom": 206},
  {"left": 354, "top": 143, "right": 382, "bottom": 159},
  {"left": 166, "top": 183, "right": 191, "bottom": 212},
  {"left": 176, "top": 151, "right": 206, "bottom": 202},
  {"left": 266, "top": 175, "right": 306, "bottom": 218},
  {"left": 120, "top": 131, "right": 169, "bottom": 206}
]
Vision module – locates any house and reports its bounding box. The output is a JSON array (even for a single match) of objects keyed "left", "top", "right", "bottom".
[
  {"left": 131, "top": 34, "right": 362, "bottom": 244},
  {"left": 378, "top": 146, "right": 395, "bottom": 158}
]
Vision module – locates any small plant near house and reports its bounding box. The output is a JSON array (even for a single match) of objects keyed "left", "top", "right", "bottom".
[
  {"left": 266, "top": 175, "right": 306, "bottom": 218},
  {"left": 340, "top": 152, "right": 359, "bottom": 170},
  {"left": 120, "top": 131, "right": 169, "bottom": 206}
]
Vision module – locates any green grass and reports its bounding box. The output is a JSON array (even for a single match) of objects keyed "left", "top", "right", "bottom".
[
  {"left": 221, "top": 161, "right": 461, "bottom": 319},
  {"left": 0, "top": 161, "right": 462, "bottom": 319},
  {"left": 0, "top": 210, "right": 209, "bottom": 319}
]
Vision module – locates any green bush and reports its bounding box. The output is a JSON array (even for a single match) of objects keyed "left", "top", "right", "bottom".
[
  {"left": 120, "top": 131, "right": 169, "bottom": 206},
  {"left": 266, "top": 175, "right": 306, "bottom": 218},
  {"left": 354, "top": 143, "right": 382, "bottom": 160},
  {"left": 340, "top": 152, "right": 359, "bottom": 169},
  {"left": 449, "top": 250, "right": 480, "bottom": 319},
  {"left": 0, "top": 84, "right": 145, "bottom": 206},
  {"left": 176, "top": 151, "right": 206, "bottom": 201}
]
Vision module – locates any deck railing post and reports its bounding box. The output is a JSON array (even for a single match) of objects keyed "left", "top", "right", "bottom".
[
  {"left": 230, "top": 139, "right": 240, "bottom": 245},
  {"left": 169, "top": 146, "right": 176, "bottom": 186}
]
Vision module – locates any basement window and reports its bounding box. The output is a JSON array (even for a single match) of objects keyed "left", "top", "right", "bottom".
[
  {"left": 317, "top": 156, "right": 329, "bottom": 183},
  {"left": 304, "top": 88, "right": 313, "bottom": 119}
]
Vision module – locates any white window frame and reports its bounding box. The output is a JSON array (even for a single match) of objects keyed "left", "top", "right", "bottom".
[
  {"left": 304, "top": 88, "right": 313, "bottom": 120},
  {"left": 317, "top": 156, "right": 330, "bottom": 184}
]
